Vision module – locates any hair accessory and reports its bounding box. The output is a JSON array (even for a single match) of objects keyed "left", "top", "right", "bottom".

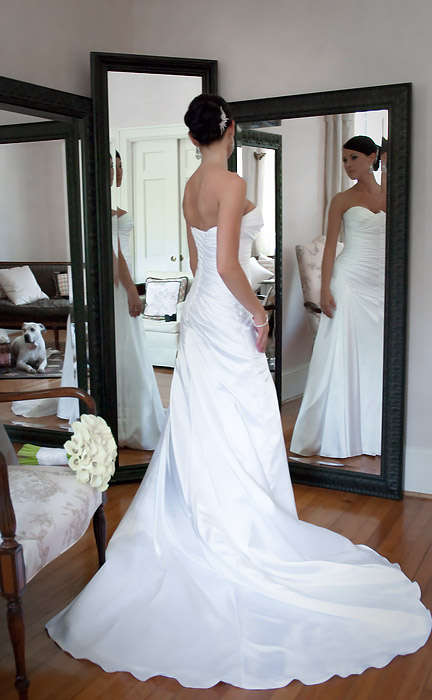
[
  {"left": 195, "top": 145, "right": 201, "bottom": 160},
  {"left": 253, "top": 314, "right": 268, "bottom": 329},
  {"left": 219, "top": 107, "right": 229, "bottom": 135}
]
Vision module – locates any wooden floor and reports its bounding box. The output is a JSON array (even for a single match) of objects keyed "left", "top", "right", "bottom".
[{"left": 1, "top": 482, "right": 431, "bottom": 700}]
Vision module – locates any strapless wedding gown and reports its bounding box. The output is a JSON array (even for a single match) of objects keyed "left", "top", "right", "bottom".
[
  {"left": 291, "top": 206, "right": 385, "bottom": 458},
  {"left": 47, "top": 208, "right": 430, "bottom": 689},
  {"left": 114, "top": 213, "right": 165, "bottom": 450}
]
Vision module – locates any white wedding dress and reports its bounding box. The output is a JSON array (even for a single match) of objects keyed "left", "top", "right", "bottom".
[
  {"left": 113, "top": 212, "right": 165, "bottom": 450},
  {"left": 47, "top": 208, "right": 431, "bottom": 689},
  {"left": 291, "top": 206, "right": 385, "bottom": 458}
]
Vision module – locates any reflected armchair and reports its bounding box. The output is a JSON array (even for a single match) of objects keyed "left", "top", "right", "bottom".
[{"left": 295, "top": 235, "right": 344, "bottom": 338}]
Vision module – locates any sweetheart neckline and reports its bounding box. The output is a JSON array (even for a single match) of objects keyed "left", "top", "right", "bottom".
[
  {"left": 344, "top": 205, "right": 385, "bottom": 216},
  {"left": 190, "top": 207, "right": 258, "bottom": 234}
]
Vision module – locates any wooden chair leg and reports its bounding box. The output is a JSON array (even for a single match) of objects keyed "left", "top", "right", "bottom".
[
  {"left": 53, "top": 326, "right": 60, "bottom": 351},
  {"left": 7, "top": 596, "right": 29, "bottom": 699},
  {"left": 1, "top": 452, "right": 29, "bottom": 699},
  {"left": 92, "top": 493, "right": 107, "bottom": 568}
]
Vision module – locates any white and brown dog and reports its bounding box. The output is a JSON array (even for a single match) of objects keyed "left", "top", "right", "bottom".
[{"left": 11, "top": 322, "right": 59, "bottom": 374}]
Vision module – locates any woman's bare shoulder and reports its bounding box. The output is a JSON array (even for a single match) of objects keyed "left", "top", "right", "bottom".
[{"left": 330, "top": 189, "right": 354, "bottom": 214}]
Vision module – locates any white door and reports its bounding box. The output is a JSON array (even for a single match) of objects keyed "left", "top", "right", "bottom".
[
  {"left": 179, "top": 138, "right": 200, "bottom": 273},
  {"left": 133, "top": 138, "right": 181, "bottom": 280}
]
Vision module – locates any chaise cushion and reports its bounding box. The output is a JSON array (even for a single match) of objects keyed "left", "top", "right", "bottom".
[
  {"left": 8, "top": 464, "right": 102, "bottom": 583},
  {"left": 0, "top": 297, "right": 71, "bottom": 321}
]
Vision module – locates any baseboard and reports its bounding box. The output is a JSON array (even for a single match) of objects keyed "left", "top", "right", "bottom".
[
  {"left": 403, "top": 446, "right": 432, "bottom": 495},
  {"left": 281, "top": 363, "right": 309, "bottom": 402}
]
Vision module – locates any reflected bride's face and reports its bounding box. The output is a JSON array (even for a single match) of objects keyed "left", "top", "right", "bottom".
[
  {"left": 116, "top": 156, "right": 123, "bottom": 187},
  {"left": 342, "top": 148, "right": 374, "bottom": 180}
]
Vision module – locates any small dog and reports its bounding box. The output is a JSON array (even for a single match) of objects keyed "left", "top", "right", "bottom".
[{"left": 11, "top": 322, "right": 59, "bottom": 374}]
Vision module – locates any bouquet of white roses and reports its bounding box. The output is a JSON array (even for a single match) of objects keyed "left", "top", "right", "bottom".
[{"left": 63, "top": 414, "right": 117, "bottom": 492}]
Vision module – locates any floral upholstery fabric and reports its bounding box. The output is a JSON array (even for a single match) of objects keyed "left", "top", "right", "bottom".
[
  {"left": 8, "top": 464, "right": 102, "bottom": 583},
  {"left": 295, "top": 235, "right": 344, "bottom": 336}
]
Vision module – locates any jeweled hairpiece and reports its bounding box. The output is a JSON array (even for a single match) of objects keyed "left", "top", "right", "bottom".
[{"left": 219, "top": 107, "right": 229, "bottom": 135}]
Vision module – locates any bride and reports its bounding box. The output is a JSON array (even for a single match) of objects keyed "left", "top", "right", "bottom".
[
  {"left": 111, "top": 154, "right": 165, "bottom": 450},
  {"left": 46, "top": 96, "right": 431, "bottom": 689},
  {"left": 291, "top": 135, "right": 386, "bottom": 459}
]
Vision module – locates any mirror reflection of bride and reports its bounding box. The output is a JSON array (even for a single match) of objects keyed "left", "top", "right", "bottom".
[
  {"left": 111, "top": 153, "right": 165, "bottom": 450},
  {"left": 291, "top": 136, "right": 386, "bottom": 459}
]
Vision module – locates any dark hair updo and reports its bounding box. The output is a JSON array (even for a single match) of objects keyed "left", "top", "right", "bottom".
[
  {"left": 184, "top": 94, "right": 233, "bottom": 145},
  {"left": 343, "top": 135, "right": 381, "bottom": 171}
]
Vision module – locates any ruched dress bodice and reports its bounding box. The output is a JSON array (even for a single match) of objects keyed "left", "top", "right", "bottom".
[
  {"left": 333, "top": 206, "right": 386, "bottom": 309},
  {"left": 182, "top": 208, "right": 264, "bottom": 361}
]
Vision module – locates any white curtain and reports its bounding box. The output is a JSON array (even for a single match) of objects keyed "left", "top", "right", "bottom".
[{"left": 323, "top": 114, "right": 355, "bottom": 237}]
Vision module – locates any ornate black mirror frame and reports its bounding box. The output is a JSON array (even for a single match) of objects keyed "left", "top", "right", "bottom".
[
  {"left": 231, "top": 83, "right": 411, "bottom": 499},
  {"left": 0, "top": 74, "right": 101, "bottom": 446},
  {"left": 90, "top": 52, "right": 218, "bottom": 482}
]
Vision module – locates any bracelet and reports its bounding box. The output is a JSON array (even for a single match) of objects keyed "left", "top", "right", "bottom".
[{"left": 253, "top": 314, "right": 268, "bottom": 328}]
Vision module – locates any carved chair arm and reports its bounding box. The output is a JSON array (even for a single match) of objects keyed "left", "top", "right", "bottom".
[{"left": 0, "top": 387, "right": 96, "bottom": 415}]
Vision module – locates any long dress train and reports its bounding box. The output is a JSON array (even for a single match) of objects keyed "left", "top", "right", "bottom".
[
  {"left": 47, "top": 208, "right": 431, "bottom": 689},
  {"left": 291, "top": 206, "right": 385, "bottom": 458}
]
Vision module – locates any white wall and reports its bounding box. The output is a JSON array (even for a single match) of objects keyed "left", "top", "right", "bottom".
[
  {"left": 0, "top": 0, "right": 135, "bottom": 95},
  {"left": 1, "top": 0, "right": 431, "bottom": 492},
  {"left": 0, "top": 140, "right": 69, "bottom": 261},
  {"left": 108, "top": 73, "right": 202, "bottom": 128}
]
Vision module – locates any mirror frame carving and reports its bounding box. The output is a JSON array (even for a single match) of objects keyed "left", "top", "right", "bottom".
[
  {"left": 0, "top": 74, "right": 101, "bottom": 445},
  {"left": 231, "top": 83, "right": 411, "bottom": 499},
  {"left": 90, "top": 53, "right": 218, "bottom": 481}
]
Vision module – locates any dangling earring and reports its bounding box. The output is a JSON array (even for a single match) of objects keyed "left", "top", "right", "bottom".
[
  {"left": 368, "top": 163, "right": 373, "bottom": 174},
  {"left": 195, "top": 145, "right": 201, "bottom": 160},
  {"left": 231, "top": 136, "right": 235, "bottom": 151}
]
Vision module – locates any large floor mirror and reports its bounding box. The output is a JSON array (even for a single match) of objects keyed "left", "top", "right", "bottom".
[
  {"left": 0, "top": 75, "right": 100, "bottom": 447},
  {"left": 231, "top": 84, "right": 411, "bottom": 499},
  {"left": 91, "top": 53, "right": 218, "bottom": 481}
]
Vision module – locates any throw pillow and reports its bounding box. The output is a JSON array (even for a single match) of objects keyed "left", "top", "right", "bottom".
[
  {"left": 0, "top": 283, "right": 7, "bottom": 300},
  {"left": 53, "top": 272, "right": 69, "bottom": 298},
  {"left": 0, "top": 266, "right": 49, "bottom": 305},
  {"left": 249, "top": 257, "right": 274, "bottom": 292},
  {"left": 144, "top": 279, "right": 183, "bottom": 320},
  {"left": 146, "top": 276, "right": 189, "bottom": 303}
]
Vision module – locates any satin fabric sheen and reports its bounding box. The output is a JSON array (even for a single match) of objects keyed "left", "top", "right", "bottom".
[
  {"left": 46, "top": 208, "right": 431, "bottom": 689},
  {"left": 291, "top": 206, "right": 385, "bottom": 458}
]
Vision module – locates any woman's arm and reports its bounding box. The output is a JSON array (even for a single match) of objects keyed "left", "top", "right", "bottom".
[
  {"left": 216, "top": 175, "right": 268, "bottom": 352},
  {"left": 117, "top": 246, "right": 142, "bottom": 317},
  {"left": 321, "top": 196, "right": 344, "bottom": 318},
  {"left": 186, "top": 224, "right": 198, "bottom": 276}
]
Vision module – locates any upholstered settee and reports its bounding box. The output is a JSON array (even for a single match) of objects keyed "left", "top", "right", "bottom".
[
  {"left": 0, "top": 262, "right": 71, "bottom": 349},
  {"left": 139, "top": 270, "right": 194, "bottom": 368}
]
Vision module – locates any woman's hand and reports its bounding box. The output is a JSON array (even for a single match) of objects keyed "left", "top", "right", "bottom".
[
  {"left": 320, "top": 288, "right": 336, "bottom": 318},
  {"left": 253, "top": 313, "right": 269, "bottom": 353},
  {"left": 127, "top": 287, "right": 142, "bottom": 317}
]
